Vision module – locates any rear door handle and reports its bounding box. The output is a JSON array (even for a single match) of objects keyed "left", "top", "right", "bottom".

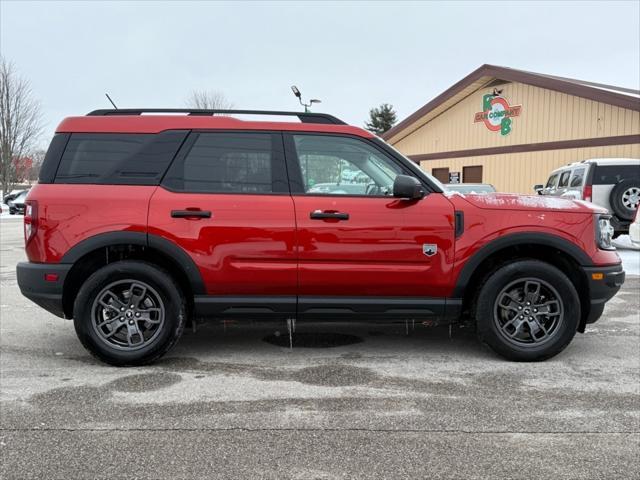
[
  {"left": 310, "top": 210, "right": 349, "bottom": 221},
  {"left": 171, "top": 209, "right": 212, "bottom": 219}
]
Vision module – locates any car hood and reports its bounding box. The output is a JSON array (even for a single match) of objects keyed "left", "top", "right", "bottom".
[{"left": 451, "top": 192, "right": 608, "bottom": 214}]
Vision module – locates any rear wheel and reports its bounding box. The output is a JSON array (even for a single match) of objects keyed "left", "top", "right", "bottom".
[
  {"left": 73, "top": 261, "right": 185, "bottom": 366},
  {"left": 475, "top": 260, "right": 580, "bottom": 361}
]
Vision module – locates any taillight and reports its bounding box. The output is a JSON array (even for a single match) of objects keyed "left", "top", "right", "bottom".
[
  {"left": 24, "top": 200, "right": 37, "bottom": 244},
  {"left": 583, "top": 184, "right": 592, "bottom": 203}
]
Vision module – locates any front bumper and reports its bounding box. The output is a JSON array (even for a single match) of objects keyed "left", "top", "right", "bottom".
[
  {"left": 581, "top": 263, "right": 625, "bottom": 325},
  {"left": 17, "top": 262, "right": 72, "bottom": 318}
]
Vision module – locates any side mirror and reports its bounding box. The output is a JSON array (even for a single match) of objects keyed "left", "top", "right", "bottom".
[
  {"left": 533, "top": 184, "right": 544, "bottom": 195},
  {"left": 393, "top": 175, "right": 425, "bottom": 200}
]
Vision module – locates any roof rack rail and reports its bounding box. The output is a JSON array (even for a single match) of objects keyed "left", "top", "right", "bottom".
[{"left": 86, "top": 108, "right": 347, "bottom": 125}]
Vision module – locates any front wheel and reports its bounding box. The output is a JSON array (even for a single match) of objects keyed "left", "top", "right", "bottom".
[
  {"left": 475, "top": 260, "right": 580, "bottom": 361},
  {"left": 73, "top": 261, "right": 185, "bottom": 366}
]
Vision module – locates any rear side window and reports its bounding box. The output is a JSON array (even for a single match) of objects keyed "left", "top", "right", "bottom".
[
  {"left": 162, "top": 132, "right": 288, "bottom": 194},
  {"left": 592, "top": 165, "right": 640, "bottom": 185},
  {"left": 54, "top": 131, "right": 187, "bottom": 185},
  {"left": 557, "top": 171, "right": 571, "bottom": 188},
  {"left": 569, "top": 168, "right": 585, "bottom": 187}
]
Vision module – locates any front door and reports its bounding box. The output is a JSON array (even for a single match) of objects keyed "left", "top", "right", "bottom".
[
  {"left": 148, "top": 131, "right": 297, "bottom": 318},
  {"left": 284, "top": 133, "right": 456, "bottom": 320}
]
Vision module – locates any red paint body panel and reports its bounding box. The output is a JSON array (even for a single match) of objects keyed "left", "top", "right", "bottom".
[
  {"left": 293, "top": 194, "right": 456, "bottom": 297},
  {"left": 56, "top": 116, "right": 374, "bottom": 138},
  {"left": 447, "top": 193, "right": 621, "bottom": 287},
  {"left": 24, "top": 184, "right": 152, "bottom": 263},
  {"left": 147, "top": 188, "right": 297, "bottom": 295}
]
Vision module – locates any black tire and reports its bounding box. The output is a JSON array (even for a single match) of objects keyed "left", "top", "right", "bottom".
[
  {"left": 73, "top": 260, "right": 185, "bottom": 366},
  {"left": 476, "top": 260, "right": 580, "bottom": 361},
  {"left": 609, "top": 179, "right": 640, "bottom": 221}
]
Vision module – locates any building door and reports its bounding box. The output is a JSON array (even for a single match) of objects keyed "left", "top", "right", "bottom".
[
  {"left": 463, "top": 165, "right": 483, "bottom": 183},
  {"left": 432, "top": 167, "right": 450, "bottom": 184}
]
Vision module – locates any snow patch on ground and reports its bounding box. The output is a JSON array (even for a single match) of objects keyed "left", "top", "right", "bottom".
[{"left": 614, "top": 235, "right": 640, "bottom": 276}]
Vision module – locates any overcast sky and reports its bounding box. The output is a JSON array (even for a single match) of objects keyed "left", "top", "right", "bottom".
[{"left": 1, "top": 1, "right": 639, "bottom": 145}]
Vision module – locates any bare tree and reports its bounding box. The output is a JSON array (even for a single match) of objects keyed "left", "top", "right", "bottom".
[
  {"left": 185, "top": 89, "right": 233, "bottom": 110},
  {"left": 0, "top": 57, "right": 43, "bottom": 194}
]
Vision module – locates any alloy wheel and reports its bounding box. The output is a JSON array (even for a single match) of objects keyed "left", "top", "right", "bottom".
[
  {"left": 91, "top": 280, "right": 165, "bottom": 350},
  {"left": 493, "top": 278, "right": 564, "bottom": 346},
  {"left": 621, "top": 186, "right": 640, "bottom": 211}
]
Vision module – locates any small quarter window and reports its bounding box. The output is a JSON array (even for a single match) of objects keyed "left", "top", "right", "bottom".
[{"left": 55, "top": 132, "right": 186, "bottom": 185}]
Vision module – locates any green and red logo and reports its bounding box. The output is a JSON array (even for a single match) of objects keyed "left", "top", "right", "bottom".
[{"left": 474, "top": 92, "right": 522, "bottom": 136}]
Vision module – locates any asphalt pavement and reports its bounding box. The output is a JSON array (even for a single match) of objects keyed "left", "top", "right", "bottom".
[{"left": 1, "top": 218, "right": 638, "bottom": 479}]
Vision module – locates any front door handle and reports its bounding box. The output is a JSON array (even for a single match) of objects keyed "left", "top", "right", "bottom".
[
  {"left": 171, "top": 209, "right": 212, "bottom": 219},
  {"left": 310, "top": 210, "right": 349, "bottom": 221}
]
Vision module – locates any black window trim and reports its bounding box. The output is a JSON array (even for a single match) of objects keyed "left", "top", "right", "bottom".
[
  {"left": 282, "top": 132, "right": 438, "bottom": 198},
  {"left": 160, "top": 130, "right": 291, "bottom": 196}
]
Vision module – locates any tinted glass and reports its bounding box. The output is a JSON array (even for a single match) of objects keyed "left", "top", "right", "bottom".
[
  {"left": 592, "top": 165, "right": 640, "bottom": 185},
  {"left": 163, "top": 132, "right": 285, "bottom": 194},
  {"left": 558, "top": 171, "right": 571, "bottom": 188},
  {"left": 569, "top": 168, "right": 585, "bottom": 187},
  {"left": 55, "top": 132, "right": 186, "bottom": 185},
  {"left": 292, "top": 135, "right": 402, "bottom": 196}
]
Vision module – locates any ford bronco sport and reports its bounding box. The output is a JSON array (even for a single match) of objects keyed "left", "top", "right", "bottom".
[{"left": 17, "top": 109, "right": 625, "bottom": 365}]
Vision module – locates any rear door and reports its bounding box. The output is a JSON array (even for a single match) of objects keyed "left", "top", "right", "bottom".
[
  {"left": 148, "top": 131, "right": 297, "bottom": 317},
  {"left": 284, "top": 133, "right": 455, "bottom": 320}
]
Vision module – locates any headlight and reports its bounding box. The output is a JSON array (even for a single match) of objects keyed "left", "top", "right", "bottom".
[{"left": 596, "top": 215, "right": 615, "bottom": 250}]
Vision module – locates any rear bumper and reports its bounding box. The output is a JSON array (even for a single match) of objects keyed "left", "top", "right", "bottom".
[
  {"left": 581, "top": 263, "right": 625, "bottom": 325},
  {"left": 16, "top": 262, "right": 72, "bottom": 318}
]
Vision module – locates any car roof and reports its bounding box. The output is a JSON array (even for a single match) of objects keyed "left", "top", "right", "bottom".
[
  {"left": 56, "top": 114, "right": 374, "bottom": 137},
  {"left": 549, "top": 158, "right": 640, "bottom": 175}
]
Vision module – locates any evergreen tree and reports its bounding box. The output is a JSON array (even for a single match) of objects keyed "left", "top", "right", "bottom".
[{"left": 364, "top": 103, "right": 397, "bottom": 135}]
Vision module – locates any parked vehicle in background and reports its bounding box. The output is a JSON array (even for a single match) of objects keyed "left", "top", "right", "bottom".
[
  {"left": 8, "top": 190, "right": 28, "bottom": 215},
  {"left": 17, "top": 108, "right": 624, "bottom": 366},
  {"left": 534, "top": 159, "right": 640, "bottom": 237},
  {"left": 630, "top": 209, "right": 640, "bottom": 248},
  {"left": 446, "top": 183, "right": 496, "bottom": 195},
  {"left": 3, "top": 189, "right": 28, "bottom": 205}
]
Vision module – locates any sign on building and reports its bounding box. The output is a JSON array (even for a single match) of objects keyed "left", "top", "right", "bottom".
[{"left": 474, "top": 91, "right": 522, "bottom": 136}]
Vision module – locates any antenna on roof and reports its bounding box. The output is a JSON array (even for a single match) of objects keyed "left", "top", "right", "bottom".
[{"left": 105, "top": 93, "right": 118, "bottom": 109}]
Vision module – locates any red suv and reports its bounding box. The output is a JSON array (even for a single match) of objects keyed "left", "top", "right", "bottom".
[{"left": 17, "top": 109, "right": 625, "bottom": 365}]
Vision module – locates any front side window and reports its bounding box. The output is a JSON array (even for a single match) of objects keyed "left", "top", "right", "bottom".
[
  {"left": 291, "top": 135, "right": 403, "bottom": 196},
  {"left": 163, "top": 132, "right": 287, "bottom": 193},
  {"left": 545, "top": 173, "right": 559, "bottom": 189}
]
